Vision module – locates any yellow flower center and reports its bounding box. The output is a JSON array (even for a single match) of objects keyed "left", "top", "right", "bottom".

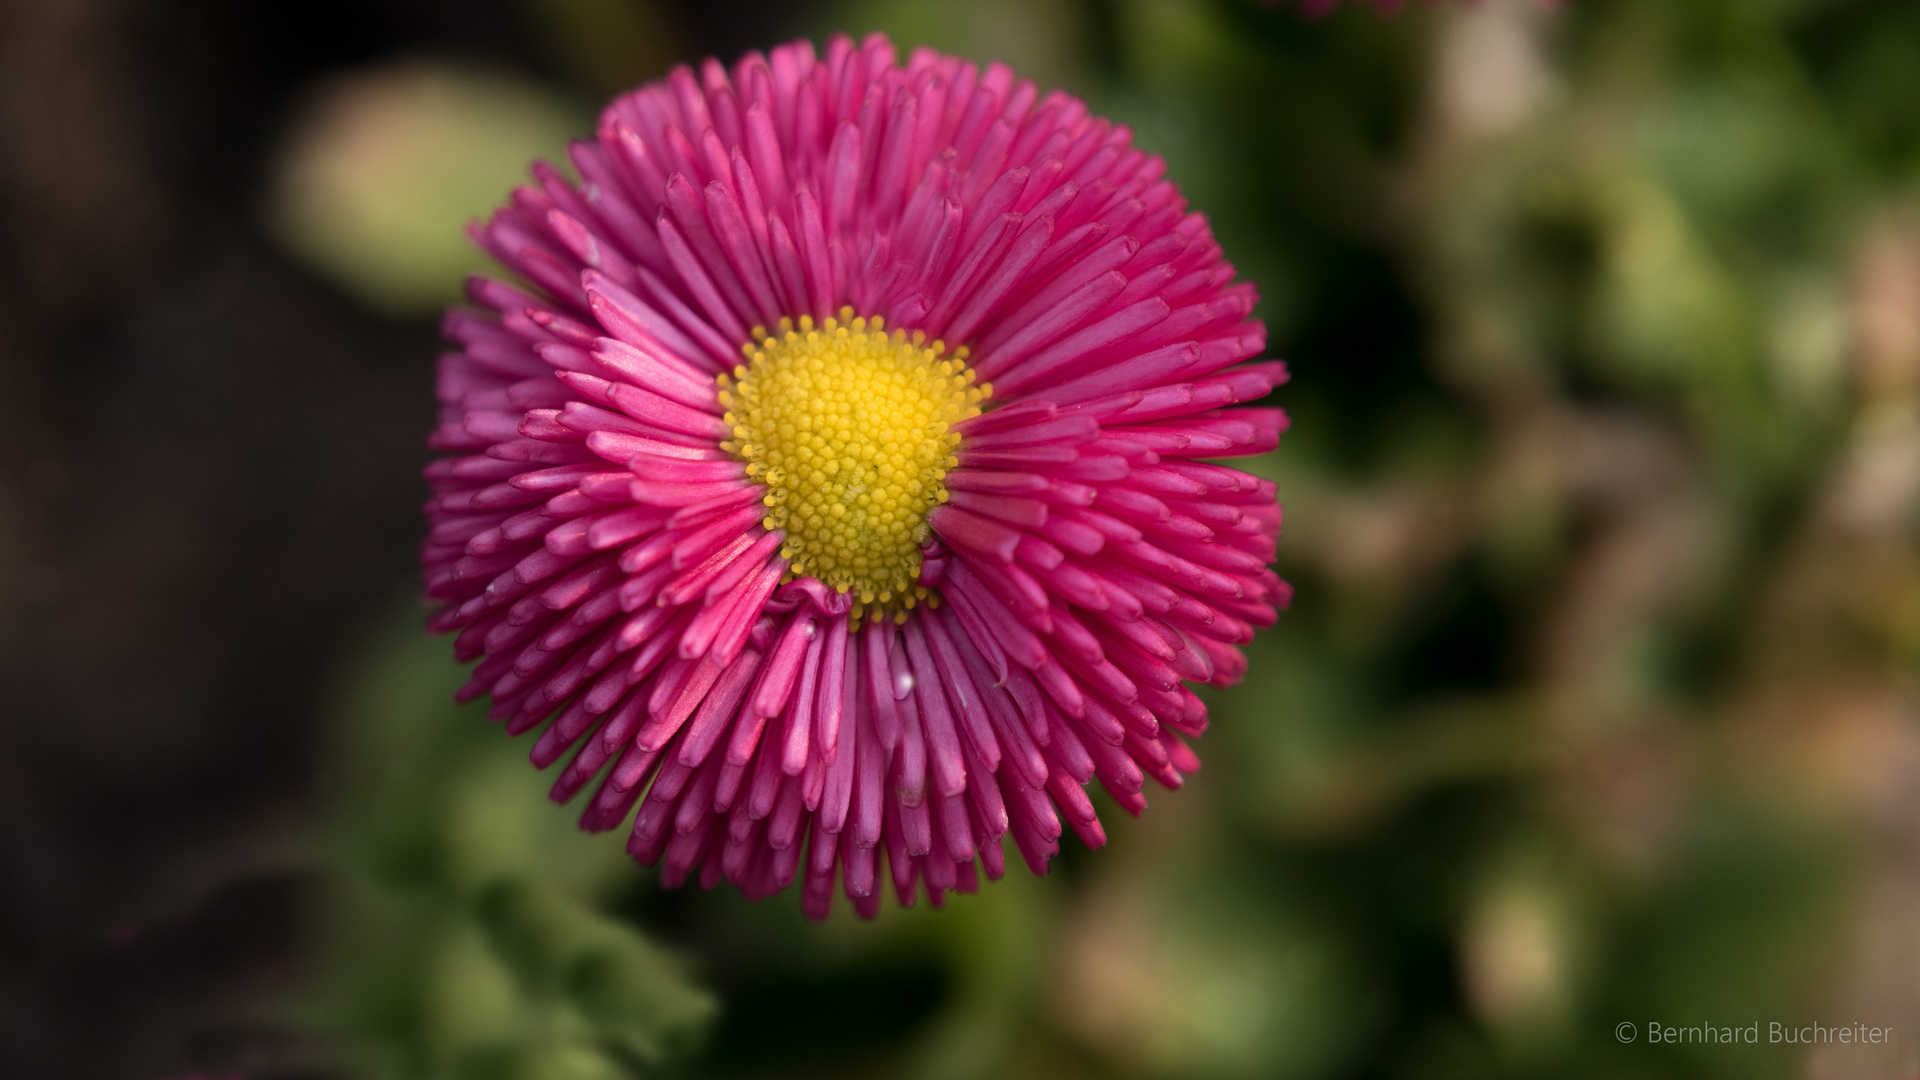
[{"left": 719, "top": 309, "right": 990, "bottom": 611}]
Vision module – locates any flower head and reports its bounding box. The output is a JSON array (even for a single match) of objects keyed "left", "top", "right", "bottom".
[{"left": 423, "top": 34, "right": 1289, "bottom": 917}]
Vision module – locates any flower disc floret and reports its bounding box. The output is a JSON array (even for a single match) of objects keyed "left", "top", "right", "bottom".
[{"left": 719, "top": 309, "right": 988, "bottom": 607}]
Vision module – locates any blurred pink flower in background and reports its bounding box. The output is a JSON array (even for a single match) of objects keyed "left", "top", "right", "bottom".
[
  {"left": 1266, "top": 0, "right": 1560, "bottom": 15},
  {"left": 423, "top": 33, "right": 1287, "bottom": 917}
]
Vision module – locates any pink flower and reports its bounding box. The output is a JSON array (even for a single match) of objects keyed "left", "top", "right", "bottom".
[{"left": 423, "top": 34, "right": 1289, "bottom": 918}]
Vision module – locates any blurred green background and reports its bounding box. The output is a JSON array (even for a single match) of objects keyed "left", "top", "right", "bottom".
[{"left": 279, "top": 0, "right": 1920, "bottom": 1076}]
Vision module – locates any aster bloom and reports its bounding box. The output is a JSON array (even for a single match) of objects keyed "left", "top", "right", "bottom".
[{"left": 423, "top": 33, "right": 1289, "bottom": 918}]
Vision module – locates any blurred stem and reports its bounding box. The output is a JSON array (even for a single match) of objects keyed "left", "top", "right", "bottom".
[{"left": 1079, "top": 0, "right": 1127, "bottom": 80}]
